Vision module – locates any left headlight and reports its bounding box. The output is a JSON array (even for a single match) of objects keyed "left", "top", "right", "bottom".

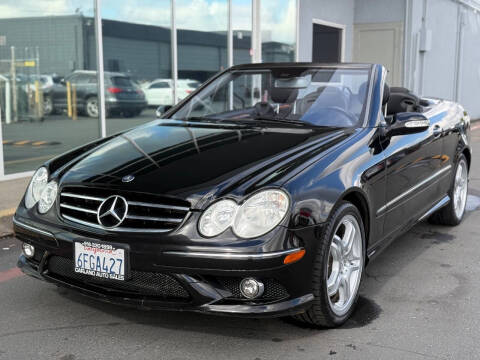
[
  {"left": 38, "top": 181, "right": 58, "bottom": 214},
  {"left": 198, "top": 189, "right": 289, "bottom": 239},
  {"left": 233, "top": 190, "right": 289, "bottom": 238}
]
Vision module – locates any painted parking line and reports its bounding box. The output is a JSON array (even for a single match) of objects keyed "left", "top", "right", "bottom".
[
  {"left": 5, "top": 154, "right": 57, "bottom": 166},
  {"left": 3, "top": 140, "right": 62, "bottom": 146},
  {"left": 471, "top": 123, "right": 480, "bottom": 132},
  {"left": 0, "top": 267, "right": 23, "bottom": 283},
  {"left": 0, "top": 207, "right": 16, "bottom": 218},
  {"left": 13, "top": 140, "right": 31, "bottom": 146}
]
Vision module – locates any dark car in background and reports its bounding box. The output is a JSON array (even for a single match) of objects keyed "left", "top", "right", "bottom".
[
  {"left": 43, "top": 70, "right": 147, "bottom": 118},
  {"left": 14, "top": 63, "right": 471, "bottom": 327}
]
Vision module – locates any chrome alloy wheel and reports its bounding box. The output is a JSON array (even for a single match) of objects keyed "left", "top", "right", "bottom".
[
  {"left": 453, "top": 159, "right": 468, "bottom": 219},
  {"left": 86, "top": 98, "right": 99, "bottom": 118},
  {"left": 327, "top": 214, "right": 363, "bottom": 316}
]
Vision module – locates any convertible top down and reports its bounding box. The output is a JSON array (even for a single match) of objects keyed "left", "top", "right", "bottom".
[{"left": 15, "top": 63, "right": 471, "bottom": 327}]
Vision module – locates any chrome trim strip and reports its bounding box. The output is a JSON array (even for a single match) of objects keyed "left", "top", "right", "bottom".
[
  {"left": 418, "top": 195, "right": 450, "bottom": 222},
  {"left": 163, "top": 247, "right": 304, "bottom": 260},
  {"left": 62, "top": 214, "right": 171, "bottom": 233},
  {"left": 377, "top": 165, "right": 452, "bottom": 215},
  {"left": 128, "top": 201, "right": 190, "bottom": 212},
  {"left": 60, "top": 203, "right": 98, "bottom": 214},
  {"left": 61, "top": 192, "right": 105, "bottom": 202},
  {"left": 13, "top": 217, "right": 55, "bottom": 238},
  {"left": 126, "top": 215, "right": 184, "bottom": 223}
]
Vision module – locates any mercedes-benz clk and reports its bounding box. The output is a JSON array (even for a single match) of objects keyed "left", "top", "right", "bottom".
[{"left": 15, "top": 63, "right": 471, "bottom": 327}]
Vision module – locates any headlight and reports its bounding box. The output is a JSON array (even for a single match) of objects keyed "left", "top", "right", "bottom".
[
  {"left": 233, "top": 190, "right": 289, "bottom": 238},
  {"left": 198, "top": 199, "right": 237, "bottom": 237},
  {"left": 198, "top": 189, "right": 289, "bottom": 239},
  {"left": 24, "top": 167, "right": 48, "bottom": 209},
  {"left": 38, "top": 181, "right": 58, "bottom": 214}
]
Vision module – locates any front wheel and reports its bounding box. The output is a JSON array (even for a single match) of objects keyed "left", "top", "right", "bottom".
[
  {"left": 293, "top": 202, "right": 365, "bottom": 327},
  {"left": 429, "top": 155, "right": 468, "bottom": 225}
]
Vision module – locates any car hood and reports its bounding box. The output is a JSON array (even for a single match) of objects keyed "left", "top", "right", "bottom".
[{"left": 59, "top": 120, "right": 350, "bottom": 208}]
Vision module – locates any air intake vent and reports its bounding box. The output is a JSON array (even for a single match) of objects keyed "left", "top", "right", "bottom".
[{"left": 59, "top": 186, "right": 190, "bottom": 233}]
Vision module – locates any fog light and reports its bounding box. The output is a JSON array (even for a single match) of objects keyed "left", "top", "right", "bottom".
[
  {"left": 22, "top": 243, "right": 35, "bottom": 258},
  {"left": 239, "top": 278, "right": 264, "bottom": 299}
]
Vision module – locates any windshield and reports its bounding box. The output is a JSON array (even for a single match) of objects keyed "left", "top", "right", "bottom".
[{"left": 170, "top": 67, "right": 370, "bottom": 127}]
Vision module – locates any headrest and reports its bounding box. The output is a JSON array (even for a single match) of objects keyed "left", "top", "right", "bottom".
[
  {"left": 358, "top": 81, "right": 368, "bottom": 98},
  {"left": 311, "top": 86, "right": 347, "bottom": 110},
  {"left": 390, "top": 87, "right": 409, "bottom": 94},
  {"left": 383, "top": 84, "right": 390, "bottom": 105},
  {"left": 270, "top": 87, "right": 298, "bottom": 104}
]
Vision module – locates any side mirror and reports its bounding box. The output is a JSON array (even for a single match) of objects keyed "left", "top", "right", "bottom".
[
  {"left": 385, "top": 112, "right": 430, "bottom": 137},
  {"left": 155, "top": 105, "right": 172, "bottom": 118},
  {"left": 59, "top": 78, "right": 66, "bottom": 86}
]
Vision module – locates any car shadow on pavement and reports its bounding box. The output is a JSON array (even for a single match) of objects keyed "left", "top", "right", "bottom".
[{"left": 48, "top": 191, "right": 480, "bottom": 339}]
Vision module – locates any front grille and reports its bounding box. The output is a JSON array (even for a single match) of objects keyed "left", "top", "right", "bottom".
[
  {"left": 217, "top": 277, "right": 289, "bottom": 301},
  {"left": 59, "top": 186, "right": 190, "bottom": 233},
  {"left": 48, "top": 255, "right": 190, "bottom": 300}
]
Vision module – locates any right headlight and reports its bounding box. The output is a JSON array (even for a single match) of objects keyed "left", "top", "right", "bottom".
[
  {"left": 198, "top": 189, "right": 289, "bottom": 239},
  {"left": 24, "top": 167, "right": 49, "bottom": 209}
]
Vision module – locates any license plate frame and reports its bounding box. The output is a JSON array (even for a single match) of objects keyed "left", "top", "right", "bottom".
[{"left": 73, "top": 240, "right": 130, "bottom": 281}]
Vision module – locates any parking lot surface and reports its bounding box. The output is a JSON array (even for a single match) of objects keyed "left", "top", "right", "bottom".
[
  {"left": 2, "top": 111, "right": 154, "bottom": 174},
  {"left": 1, "top": 127, "right": 480, "bottom": 360}
]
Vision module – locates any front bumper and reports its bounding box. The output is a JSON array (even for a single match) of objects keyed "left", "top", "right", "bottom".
[
  {"left": 17, "top": 254, "right": 313, "bottom": 317},
  {"left": 14, "top": 216, "right": 320, "bottom": 318}
]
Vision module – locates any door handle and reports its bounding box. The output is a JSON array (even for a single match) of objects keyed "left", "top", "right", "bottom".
[{"left": 433, "top": 125, "right": 443, "bottom": 138}]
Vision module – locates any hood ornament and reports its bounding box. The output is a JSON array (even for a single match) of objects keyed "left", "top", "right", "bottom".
[
  {"left": 97, "top": 195, "right": 128, "bottom": 229},
  {"left": 122, "top": 175, "right": 135, "bottom": 183}
]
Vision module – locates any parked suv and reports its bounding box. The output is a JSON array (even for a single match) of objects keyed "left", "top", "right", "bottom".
[{"left": 43, "top": 71, "right": 147, "bottom": 118}]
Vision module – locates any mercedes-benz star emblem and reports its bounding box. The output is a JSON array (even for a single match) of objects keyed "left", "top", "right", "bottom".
[
  {"left": 97, "top": 195, "right": 128, "bottom": 229},
  {"left": 122, "top": 175, "right": 135, "bottom": 183}
]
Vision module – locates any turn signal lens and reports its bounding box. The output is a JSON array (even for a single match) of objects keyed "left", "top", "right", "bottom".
[{"left": 283, "top": 249, "right": 306, "bottom": 264}]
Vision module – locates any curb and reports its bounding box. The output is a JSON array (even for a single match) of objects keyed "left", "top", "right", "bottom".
[{"left": 0, "top": 208, "right": 16, "bottom": 239}]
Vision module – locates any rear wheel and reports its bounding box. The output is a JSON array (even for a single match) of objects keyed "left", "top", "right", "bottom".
[
  {"left": 293, "top": 202, "right": 365, "bottom": 327},
  {"left": 43, "top": 96, "right": 54, "bottom": 116},
  {"left": 429, "top": 155, "right": 468, "bottom": 225},
  {"left": 86, "top": 97, "right": 99, "bottom": 118}
]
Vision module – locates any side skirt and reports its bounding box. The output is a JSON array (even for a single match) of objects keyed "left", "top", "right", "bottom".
[
  {"left": 366, "top": 195, "right": 450, "bottom": 260},
  {"left": 417, "top": 195, "right": 450, "bottom": 222}
]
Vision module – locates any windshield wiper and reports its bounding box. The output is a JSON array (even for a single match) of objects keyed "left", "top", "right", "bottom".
[
  {"left": 183, "top": 116, "right": 220, "bottom": 122},
  {"left": 248, "top": 117, "right": 308, "bottom": 126}
]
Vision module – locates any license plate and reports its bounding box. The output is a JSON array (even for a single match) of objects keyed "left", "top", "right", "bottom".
[{"left": 74, "top": 241, "right": 126, "bottom": 281}]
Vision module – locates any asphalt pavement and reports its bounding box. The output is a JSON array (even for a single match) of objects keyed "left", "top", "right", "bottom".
[{"left": 1, "top": 127, "right": 480, "bottom": 360}]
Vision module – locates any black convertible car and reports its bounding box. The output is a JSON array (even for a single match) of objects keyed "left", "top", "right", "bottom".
[{"left": 14, "top": 63, "right": 471, "bottom": 327}]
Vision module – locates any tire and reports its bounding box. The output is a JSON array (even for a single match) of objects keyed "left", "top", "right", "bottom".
[
  {"left": 429, "top": 155, "right": 468, "bottom": 226},
  {"left": 293, "top": 201, "right": 365, "bottom": 328},
  {"left": 85, "top": 97, "right": 99, "bottom": 118},
  {"left": 43, "top": 96, "right": 54, "bottom": 116}
]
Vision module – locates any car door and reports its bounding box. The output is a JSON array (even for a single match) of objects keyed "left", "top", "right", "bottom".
[
  {"left": 380, "top": 112, "right": 445, "bottom": 236},
  {"left": 146, "top": 81, "right": 172, "bottom": 106}
]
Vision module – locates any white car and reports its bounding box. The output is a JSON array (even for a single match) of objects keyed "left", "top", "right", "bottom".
[{"left": 142, "top": 79, "right": 200, "bottom": 106}]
